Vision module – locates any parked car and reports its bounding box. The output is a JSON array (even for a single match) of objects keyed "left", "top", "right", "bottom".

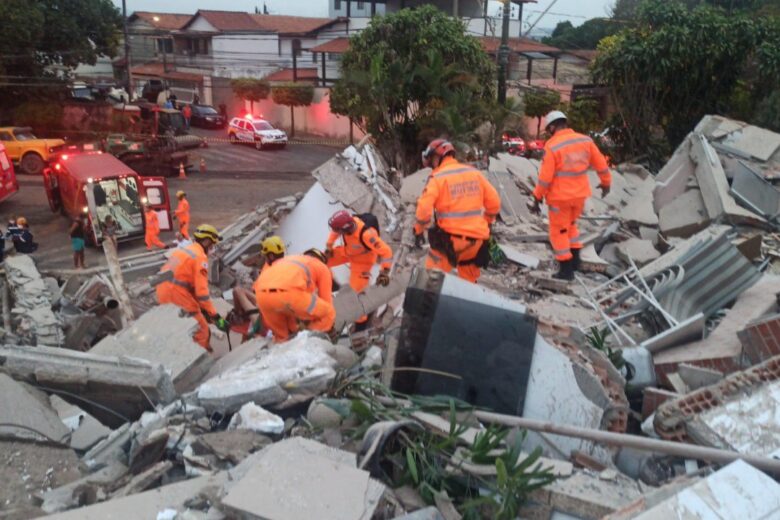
[
  {"left": 0, "top": 127, "right": 66, "bottom": 175},
  {"left": 0, "top": 143, "right": 19, "bottom": 204},
  {"left": 190, "top": 104, "right": 226, "bottom": 129},
  {"left": 227, "top": 115, "right": 288, "bottom": 150}
]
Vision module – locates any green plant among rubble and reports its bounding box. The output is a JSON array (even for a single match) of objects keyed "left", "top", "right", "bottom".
[
  {"left": 330, "top": 379, "right": 557, "bottom": 518},
  {"left": 587, "top": 326, "right": 626, "bottom": 371}
]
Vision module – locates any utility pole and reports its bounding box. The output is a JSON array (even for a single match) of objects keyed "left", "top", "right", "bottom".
[
  {"left": 122, "top": 0, "right": 132, "bottom": 96},
  {"left": 497, "top": 0, "right": 511, "bottom": 104}
]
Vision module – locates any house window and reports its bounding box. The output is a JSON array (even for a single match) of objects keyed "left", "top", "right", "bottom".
[
  {"left": 292, "top": 39, "right": 302, "bottom": 58},
  {"left": 334, "top": 0, "right": 342, "bottom": 10},
  {"left": 312, "top": 52, "right": 318, "bottom": 63},
  {"left": 328, "top": 53, "right": 341, "bottom": 61},
  {"left": 157, "top": 39, "right": 172, "bottom": 54},
  {"left": 357, "top": 1, "right": 364, "bottom": 8}
]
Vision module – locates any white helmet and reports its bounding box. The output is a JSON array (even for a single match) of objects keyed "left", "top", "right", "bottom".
[{"left": 543, "top": 110, "right": 567, "bottom": 130}]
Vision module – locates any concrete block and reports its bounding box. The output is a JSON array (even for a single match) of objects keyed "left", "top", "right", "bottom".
[
  {"left": 499, "top": 243, "right": 541, "bottom": 268},
  {"left": 0, "top": 373, "right": 70, "bottom": 443},
  {"left": 718, "top": 124, "right": 780, "bottom": 162},
  {"left": 5, "top": 254, "right": 64, "bottom": 346},
  {"left": 642, "top": 387, "right": 680, "bottom": 419},
  {"left": 50, "top": 395, "right": 112, "bottom": 452},
  {"left": 544, "top": 470, "right": 643, "bottom": 519},
  {"left": 90, "top": 305, "right": 213, "bottom": 393},
  {"left": 400, "top": 168, "right": 430, "bottom": 204},
  {"left": 196, "top": 332, "right": 338, "bottom": 414},
  {"left": 333, "top": 270, "right": 411, "bottom": 330},
  {"left": 227, "top": 402, "right": 284, "bottom": 435},
  {"left": 677, "top": 363, "right": 723, "bottom": 390},
  {"left": 615, "top": 238, "right": 660, "bottom": 266},
  {"left": 39, "top": 462, "right": 129, "bottom": 514},
  {"left": 0, "top": 344, "right": 175, "bottom": 427},
  {"left": 619, "top": 176, "right": 658, "bottom": 228},
  {"left": 658, "top": 189, "right": 710, "bottom": 238},
  {"left": 221, "top": 437, "right": 384, "bottom": 520},
  {"left": 485, "top": 169, "right": 531, "bottom": 224},
  {"left": 654, "top": 135, "right": 695, "bottom": 213}
]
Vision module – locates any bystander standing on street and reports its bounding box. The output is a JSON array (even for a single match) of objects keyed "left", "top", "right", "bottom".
[{"left": 69, "top": 217, "right": 87, "bottom": 268}]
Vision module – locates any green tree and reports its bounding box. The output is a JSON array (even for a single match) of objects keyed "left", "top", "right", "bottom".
[
  {"left": 0, "top": 0, "right": 121, "bottom": 119},
  {"left": 523, "top": 89, "right": 561, "bottom": 137},
  {"left": 542, "top": 18, "right": 620, "bottom": 49},
  {"left": 755, "top": 90, "right": 780, "bottom": 132},
  {"left": 330, "top": 5, "right": 496, "bottom": 172},
  {"left": 230, "top": 78, "right": 271, "bottom": 115},
  {"left": 565, "top": 98, "right": 603, "bottom": 134},
  {"left": 592, "top": 0, "right": 780, "bottom": 165},
  {"left": 271, "top": 82, "right": 315, "bottom": 138}
]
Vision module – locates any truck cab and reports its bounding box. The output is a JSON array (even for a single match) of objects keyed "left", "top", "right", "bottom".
[{"left": 43, "top": 152, "right": 171, "bottom": 246}]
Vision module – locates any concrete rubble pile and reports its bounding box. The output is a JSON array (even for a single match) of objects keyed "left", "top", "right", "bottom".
[{"left": 3, "top": 117, "right": 780, "bottom": 519}]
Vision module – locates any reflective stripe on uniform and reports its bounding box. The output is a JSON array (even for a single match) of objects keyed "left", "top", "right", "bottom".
[
  {"left": 197, "top": 294, "right": 210, "bottom": 301},
  {"left": 550, "top": 136, "right": 592, "bottom": 152},
  {"left": 289, "top": 259, "right": 312, "bottom": 287},
  {"left": 537, "top": 179, "right": 551, "bottom": 187},
  {"left": 553, "top": 247, "right": 570, "bottom": 255},
  {"left": 172, "top": 279, "right": 195, "bottom": 291},
  {"left": 416, "top": 218, "right": 431, "bottom": 225},
  {"left": 305, "top": 292, "right": 317, "bottom": 314},
  {"left": 549, "top": 206, "right": 560, "bottom": 213},
  {"left": 436, "top": 209, "right": 483, "bottom": 219},
  {"left": 180, "top": 247, "right": 197, "bottom": 259},
  {"left": 597, "top": 168, "right": 610, "bottom": 175},
  {"left": 433, "top": 166, "right": 476, "bottom": 179}
]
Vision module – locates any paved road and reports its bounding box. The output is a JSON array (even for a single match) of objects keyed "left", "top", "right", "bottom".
[{"left": 0, "top": 135, "right": 339, "bottom": 270}]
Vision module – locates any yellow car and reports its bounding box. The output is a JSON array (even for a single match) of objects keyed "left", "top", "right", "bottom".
[{"left": 0, "top": 127, "right": 65, "bottom": 175}]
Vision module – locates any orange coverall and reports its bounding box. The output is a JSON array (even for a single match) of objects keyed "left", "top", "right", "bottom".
[
  {"left": 533, "top": 129, "right": 612, "bottom": 262},
  {"left": 144, "top": 209, "right": 166, "bottom": 250},
  {"left": 175, "top": 198, "right": 190, "bottom": 239},
  {"left": 156, "top": 242, "right": 217, "bottom": 349},
  {"left": 326, "top": 217, "right": 392, "bottom": 324},
  {"left": 254, "top": 254, "right": 335, "bottom": 343},
  {"left": 414, "top": 156, "right": 501, "bottom": 283}
]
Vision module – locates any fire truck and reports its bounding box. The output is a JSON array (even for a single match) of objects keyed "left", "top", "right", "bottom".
[
  {"left": 0, "top": 143, "right": 19, "bottom": 204},
  {"left": 42, "top": 152, "right": 171, "bottom": 246}
]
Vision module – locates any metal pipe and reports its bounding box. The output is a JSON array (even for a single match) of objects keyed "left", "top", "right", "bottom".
[{"left": 472, "top": 410, "right": 780, "bottom": 477}]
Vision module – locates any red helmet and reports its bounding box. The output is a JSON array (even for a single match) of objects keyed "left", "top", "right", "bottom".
[
  {"left": 421, "top": 139, "right": 455, "bottom": 168},
  {"left": 328, "top": 210, "right": 356, "bottom": 233}
]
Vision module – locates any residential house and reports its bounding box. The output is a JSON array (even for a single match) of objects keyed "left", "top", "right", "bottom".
[{"left": 126, "top": 12, "right": 193, "bottom": 65}]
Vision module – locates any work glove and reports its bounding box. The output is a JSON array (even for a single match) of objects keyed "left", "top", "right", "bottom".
[
  {"left": 600, "top": 185, "right": 611, "bottom": 198},
  {"left": 376, "top": 268, "right": 391, "bottom": 287},
  {"left": 214, "top": 315, "right": 230, "bottom": 333},
  {"left": 324, "top": 247, "right": 334, "bottom": 260},
  {"left": 528, "top": 198, "right": 542, "bottom": 215},
  {"left": 247, "top": 318, "right": 262, "bottom": 338},
  {"left": 414, "top": 233, "right": 426, "bottom": 249}
]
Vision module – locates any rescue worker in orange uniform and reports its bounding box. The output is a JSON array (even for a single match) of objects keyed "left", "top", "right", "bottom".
[
  {"left": 156, "top": 224, "right": 228, "bottom": 351},
  {"left": 325, "top": 210, "right": 393, "bottom": 331},
  {"left": 414, "top": 139, "right": 501, "bottom": 283},
  {"left": 144, "top": 204, "right": 167, "bottom": 250},
  {"left": 530, "top": 111, "right": 612, "bottom": 281},
  {"left": 174, "top": 191, "right": 190, "bottom": 240},
  {"left": 254, "top": 248, "right": 336, "bottom": 343}
]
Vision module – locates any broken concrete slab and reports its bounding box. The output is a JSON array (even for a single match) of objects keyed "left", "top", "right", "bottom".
[
  {"left": 196, "top": 332, "right": 338, "bottom": 414},
  {"left": 631, "top": 460, "right": 780, "bottom": 519},
  {"left": 0, "top": 344, "right": 175, "bottom": 427},
  {"left": 499, "top": 243, "right": 540, "bottom": 269},
  {"left": 227, "top": 402, "right": 284, "bottom": 435},
  {"left": 189, "top": 430, "right": 272, "bottom": 466},
  {"left": 619, "top": 173, "right": 658, "bottom": 228},
  {"left": 221, "top": 437, "right": 384, "bottom": 520},
  {"left": 485, "top": 169, "right": 531, "bottom": 224},
  {"left": 729, "top": 160, "right": 780, "bottom": 222},
  {"left": 739, "top": 313, "right": 780, "bottom": 365},
  {"left": 39, "top": 462, "right": 128, "bottom": 514},
  {"left": 111, "top": 460, "right": 173, "bottom": 498},
  {"left": 50, "top": 395, "right": 112, "bottom": 452},
  {"left": 46, "top": 472, "right": 229, "bottom": 519},
  {"left": 334, "top": 270, "right": 411, "bottom": 331},
  {"left": 5, "top": 254, "right": 64, "bottom": 346},
  {"left": 658, "top": 188, "right": 710, "bottom": 238},
  {"left": 90, "top": 305, "right": 212, "bottom": 393},
  {"left": 717, "top": 124, "right": 780, "bottom": 162},
  {"left": 640, "top": 313, "right": 705, "bottom": 354},
  {"left": 0, "top": 373, "right": 70, "bottom": 443},
  {"left": 677, "top": 363, "right": 723, "bottom": 390},
  {"left": 616, "top": 238, "right": 660, "bottom": 266},
  {"left": 653, "top": 135, "right": 696, "bottom": 213},
  {"left": 400, "top": 168, "right": 430, "bottom": 204}
]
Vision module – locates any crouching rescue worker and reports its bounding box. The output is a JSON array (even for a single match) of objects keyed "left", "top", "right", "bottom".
[
  {"left": 414, "top": 139, "right": 501, "bottom": 283},
  {"left": 530, "top": 111, "right": 612, "bottom": 281},
  {"left": 325, "top": 210, "right": 392, "bottom": 331},
  {"left": 254, "top": 248, "right": 336, "bottom": 343},
  {"left": 156, "top": 224, "right": 229, "bottom": 351}
]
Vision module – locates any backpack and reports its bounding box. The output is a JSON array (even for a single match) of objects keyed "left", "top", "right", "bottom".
[{"left": 354, "top": 212, "right": 380, "bottom": 250}]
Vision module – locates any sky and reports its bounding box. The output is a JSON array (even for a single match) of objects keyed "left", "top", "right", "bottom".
[{"left": 110, "top": 0, "right": 615, "bottom": 30}]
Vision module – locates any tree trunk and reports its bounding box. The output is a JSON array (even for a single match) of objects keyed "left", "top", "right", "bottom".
[
  {"left": 290, "top": 105, "right": 295, "bottom": 138},
  {"left": 536, "top": 117, "right": 541, "bottom": 138}
]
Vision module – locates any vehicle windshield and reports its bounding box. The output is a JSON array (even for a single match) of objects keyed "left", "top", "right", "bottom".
[
  {"left": 160, "top": 112, "right": 186, "bottom": 133},
  {"left": 254, "top": 121, "right": 274, "bottom": 131},
  {"left": 91, "top": 177, "right": 143, "bottom": 237},
  {"left": 13, "top": 131, "right": 37, "bottom": 141},
  {"left": 197, "top": 106, "right": 219, "bottom": 115}
]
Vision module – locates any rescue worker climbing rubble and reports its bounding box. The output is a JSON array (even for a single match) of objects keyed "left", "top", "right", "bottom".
[
  {"left": 530, "top": 111, "right": 612, "bottom": 281},
  {"left": 413, "top": 139, "right": 501, "bottom": 283},
  {"left": 174, "top": 191, "right": 191, "bottom": 240},
  {"left": 156, "top": 224, "right": 229, "bottom": 351},
  {"left": 325, "top": 210, "right": 393, "bottom": 331},
  {"left": 254, "top": 248, "right": 336, "bottom": 343},
  {"left": 244, "top": 235, "right": 288, "bottom": 338},
  {"left": 144, "top": 204, "right": 167, "bottom": 251}
]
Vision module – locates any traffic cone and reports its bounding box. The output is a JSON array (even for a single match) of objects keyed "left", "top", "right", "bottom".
[
  {"left": 199, "top": 157, "right": 206, "bottom": 174},
  {"left": 178, "top": 162, "right": 186, "bottom": 179}
]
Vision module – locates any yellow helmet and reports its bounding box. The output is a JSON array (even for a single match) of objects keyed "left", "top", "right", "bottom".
[
  {"left": 193, "top": 224, "right": 221, "bottom": 242},
  {"left": 176, "top": 190, "right": 186, "bottom": 198},
  {"left": 261, "top": 235, "right": 285, "bottom": 256}
]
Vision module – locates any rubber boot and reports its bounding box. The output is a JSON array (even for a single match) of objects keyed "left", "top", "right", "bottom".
[
  {"left": 571, "top": 248, "right": 581, "bottom": 272},
  {"left": 553, "top": 259, "right": 575, "bottom": 281}
]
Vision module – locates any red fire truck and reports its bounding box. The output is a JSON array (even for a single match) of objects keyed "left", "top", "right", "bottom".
[
  {"left": 0, "top": 143, "right": 19, "bottom": 203},
  {"left": 43, "top": 152, "right": 171, "bottom": 245}
]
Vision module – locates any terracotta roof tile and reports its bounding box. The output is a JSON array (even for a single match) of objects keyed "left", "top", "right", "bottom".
[
  {"left": 250, "top": 14, "right": 341, "bottom": 35},
  {"left": 309, "top": 37, "right": 350, "bottom": 53},
  {"left": 480, "top": 36, "right": 560, "bottom": 55},
  {"left": 131, "top": 11, "right": 193, "bottom": 30},
  {"left": 264, "top": 68, "right": 319, "bottom": 82},
  {"left": 191, "top": 10, "right": 261, "bottom": 32},
  {"left": 131, "top": 63, "right": 204, "bottom": 82}
]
